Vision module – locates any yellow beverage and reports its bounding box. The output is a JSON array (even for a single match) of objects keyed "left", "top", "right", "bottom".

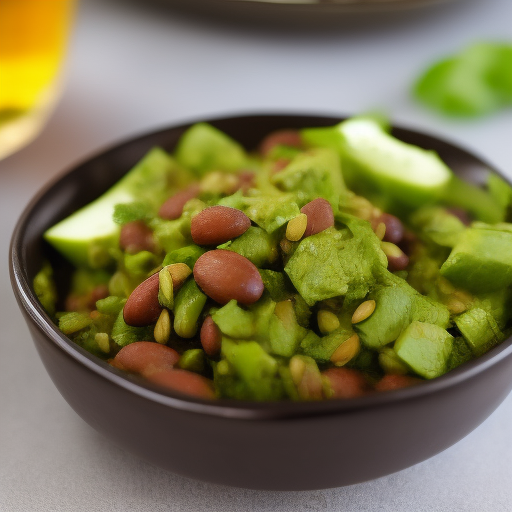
[{"left": 0, "top": 0, "right": 75, "bottom": 159}]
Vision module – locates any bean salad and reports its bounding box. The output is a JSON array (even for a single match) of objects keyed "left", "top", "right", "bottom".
[{"left": 34, "top": 116, "right": 512, "bottom": 401}]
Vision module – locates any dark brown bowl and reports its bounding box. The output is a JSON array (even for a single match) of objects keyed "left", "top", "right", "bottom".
[{"left": 10, "top": 114, "right": 512, "bottom": 490}]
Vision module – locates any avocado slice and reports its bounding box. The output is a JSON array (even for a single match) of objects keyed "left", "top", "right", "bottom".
[
  {"left": 440, "top": 227, "right": 512, "bottom": 293},
  {"left": 338, "top": 117, "right": 452, "bottom": 208},
  {"left": 44, "top": 148, "right": 183, "bottom": 268},
  {"left": 394, "top": 321, "right": 453, "bottom": 379}
]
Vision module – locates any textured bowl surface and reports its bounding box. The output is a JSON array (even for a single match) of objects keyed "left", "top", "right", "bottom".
[{"left": 10, "top": 114, "right": 512, "bottom": 490}]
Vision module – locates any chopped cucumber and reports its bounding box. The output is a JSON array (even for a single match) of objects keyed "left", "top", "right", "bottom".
[
  {"left": 339, "top": 117, "right": 452, "bottom": 208},
  {"left": 44, "top": 148, "right": 181, "bottom": 268}
]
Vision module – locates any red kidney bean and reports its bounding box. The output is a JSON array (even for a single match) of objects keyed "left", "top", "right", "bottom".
[
  {"left": 158, "top": 184, "right": 200, "bottom": 220},
  {"left": 322, "top": 368, "right": 371, "bottom": 399},
  {"left": 237, "top": 170, "right": 256, "bottom": 193},
  {"left": 110, "top": 341, "right": 180, "bottom": 377},
  {"left": 191, "top": 205, "right": 251, "bottom": 245},
  {"left": 123, "top": 272, "right": 162, "bottom": 326},
  {"left": 397, "top": 229, "right": 418, "bottom": 256},
  {"left": 200, "top": 316, "right": 222, "bottom": 357},
  {"left": 87, "top": 284, "right": 110, "bottom": 309},
  {"left": 381, "top": 242, "right": 409, "bottom": 272},
  {"left": 372, "top": 213, "right": 404, "bottom": 244},
  {"left": 259, "top": 130, "right": 302, "bottom": 156},
  {"left": 193, "top": 249, "right": 264, "bottom": 305},
  {"left": 271, "top": 158, "right": 291, "bottom": 174},
  {"left": 374, "top": 374, "right": 422, "bottom": 392},
  {"left": 119, "top": 221, "right": 156, "bottom": 254},
  {"left": 147, "top": 369, "right": 216, "bottom": 399},
  {"left": 65, "top": 294, "right": 87, "bottom": 312},
  {"left": 300, "top": 198, "right": 335, "bottom": 237}
]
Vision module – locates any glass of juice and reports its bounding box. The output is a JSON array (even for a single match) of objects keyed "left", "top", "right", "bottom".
[{"left": 0, "top": 0, "right": 76, "bottom": 160}]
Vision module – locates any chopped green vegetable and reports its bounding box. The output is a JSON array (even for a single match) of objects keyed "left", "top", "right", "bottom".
[
  {"left": 455, "top": 307, "right": 504, "bottom": 356},
  {"left": 44, "top": 148, "right": 184, "bottom": 268},
  {"left": 175, "top": 123, "right": 248, "bottom": 176},
  {"left": 173, "top": 279, "right": 207, "bottom": 338},
  {"left": 40, "top": 117, "right": 512, "bottom": 402},
  {"left": 113, "top": 202, "right": 153, "bottom": 225},
  {"left": 33, "top": 261, "right": 57, "bottom": 316},
  {"left": 394, "top": 321, "right": 453, "bottom": 379},
  {"left": 111, "top": 311, "right": 153, "bottom": 347},
  {"left": 440, "top": 227, "right": 512, "bottom": 292}
]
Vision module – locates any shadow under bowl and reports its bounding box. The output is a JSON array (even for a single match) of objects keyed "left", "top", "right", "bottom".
[{"left": 10, "top": 113, "right": 512, "bottom": 490}]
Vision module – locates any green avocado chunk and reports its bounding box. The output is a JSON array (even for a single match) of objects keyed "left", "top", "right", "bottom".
[
  {"left": 45, "top": 148, "right": 185, "bottom": 268},
  {"left": 355, "top": 273, "right": 450, "bottom": 350},
  {"left": 441, "top": 176, "right": 505, "bottom": 224},
  {"left": 474, "top": 288, "right": 512, "bottom": 329},
  {"left": 409, "top": 206, "right": 466, "bottom": 247},
  {"left": 285, "top": 220, "right": 387, "bottom": 306},
  {"left": 174, "top": 123, "right": 248, "bottom": 176},
  {"left": 300, "top": 328, "right": 354, "bottom": 363},
  {"left": 454, "top": 307, "right": 504, "bottom": 356},
  {"left": 178, "top": 349, "right": 205, "bottom": 373},
  {"left": 447, "top": 336, "right": 474, "bottom": 371},
  {"left": 440, "top": 228, "right": 512, "bottom": 293},
  {"left": 221, "top": 339, "right": 284, "bottom": 401},
  {"left": 212, "top": 300, "right": 255, "bottom": 339},
  {"left": 394, "top": 321, "right": 453, "bottom": 379},
  {"left": 162, "top": 245, "right": 205, "bottom": 268},
  {"left": 222, "top": 226, "right": 278, "bottom": 267},
  {"left": 268, "top": 301, "right": 308, "bottom": 357},
  {"left": 220, "top": 192, "right": 300, "bottom": 233},
  {"left": 248, "top": 294, "right": 277, "bottom": 345},
  {"left": 258, "top": 270, "right": 293, "bottom": 302},
  {"left": 270, "top": 148, "right": 345, "bottom": 210}
]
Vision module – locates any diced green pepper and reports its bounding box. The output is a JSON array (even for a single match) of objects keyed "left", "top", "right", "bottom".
[
  {"left": 394, "top": 321, "right": 453, "bottom": 379},
  {"left": 223, "top": 226, "right": 278, "bottom": 267},
  {"left": 455, "top": 307, "right": 504, "bottom": 356},
  {"left": 221, "top": 339, "right": 284, "bottom": 401},
  {"left": 178, "top": 349, "right": 206, "bottom": 373},
  {"left": 212, "top": 300, "right": 255, "bottom": 339},
  {"left": 440, "top": 228, "right": 512, "bottom": 293},
  {"left": 173, "top": 279, "right": 207, "bottom": 338},
  {"left": 111, "top": 311, "right": 154, "bottom": 347}
]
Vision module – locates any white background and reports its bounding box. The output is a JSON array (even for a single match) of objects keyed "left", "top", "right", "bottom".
[{"left": 1, "top": 0, "right": 511, "bottom": 510}]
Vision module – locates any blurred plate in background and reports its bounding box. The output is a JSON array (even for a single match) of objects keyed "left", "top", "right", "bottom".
[{"left": 150, "top": 0, "right": 462, "bottom": 27}]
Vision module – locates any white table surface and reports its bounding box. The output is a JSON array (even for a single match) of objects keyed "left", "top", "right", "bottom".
[{"left": 2, "top": 0, "right": 512, "bottom": 510}]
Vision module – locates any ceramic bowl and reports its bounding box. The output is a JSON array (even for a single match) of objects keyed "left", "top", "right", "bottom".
[{"left": 10, "top": 114, "right": 512, "bottom": 490}]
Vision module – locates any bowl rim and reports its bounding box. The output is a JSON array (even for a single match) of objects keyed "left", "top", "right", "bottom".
[{"left": 10, "top": 111, "right": 512, "bottom": 421}]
